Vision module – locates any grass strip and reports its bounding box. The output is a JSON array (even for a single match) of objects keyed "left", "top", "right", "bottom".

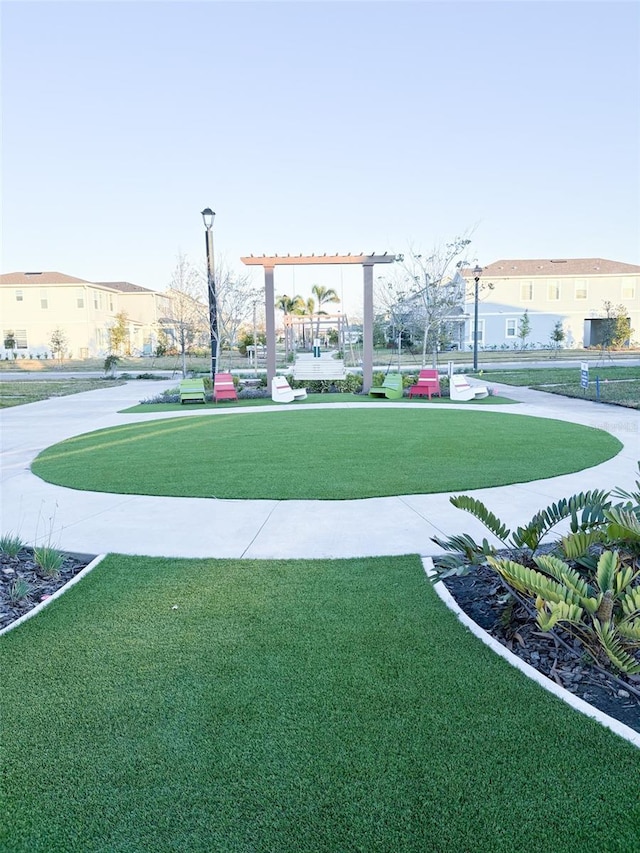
[
  {"left": 31, "top": 409, "right": 622, "bottom": 500},
  {"left": 1, "top": 554, "right": 638, "bottom": 853},
  {"left": 0, "top": 379, "right": 125, "bottom": 408}
]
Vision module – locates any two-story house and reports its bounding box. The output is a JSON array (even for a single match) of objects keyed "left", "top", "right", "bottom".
[
  {"left": 461, "top": 258, "right": 639, "bottom": 350},
  {"left": 0, "top": 271, "right": 174, "bottom": 358}
]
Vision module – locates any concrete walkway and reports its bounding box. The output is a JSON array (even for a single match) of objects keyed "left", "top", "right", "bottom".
[{"left": 1, "top": 380, "right": 638, "bottom": 559}]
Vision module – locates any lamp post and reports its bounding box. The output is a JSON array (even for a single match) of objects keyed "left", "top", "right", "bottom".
[
  {"left": 472, "top": 264, "right": 482, "bottom": 372},
  {"left": 201, "top": 208, "right": 218, "bottom": 378}
]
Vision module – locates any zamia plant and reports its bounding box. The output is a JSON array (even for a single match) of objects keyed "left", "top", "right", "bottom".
[
  {"left": 487, "top": 549, "right": 640, "bottom": 674},
  {"left": 432, "top": 489, "right": 611, "bottom": 577},
  {"left": 33, "top": 546, "right": 64, "bottom": 579}
]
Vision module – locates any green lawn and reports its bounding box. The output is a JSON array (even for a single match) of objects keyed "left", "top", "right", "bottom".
[
  {"left": 0, "top": 378, "right": 125, "bottom": 408},
  {"left": 2, "top": 555, "right": 638, "bottom": 853},
  {"left": 31, "top": 409, "right": 622, "bottom": 500}
]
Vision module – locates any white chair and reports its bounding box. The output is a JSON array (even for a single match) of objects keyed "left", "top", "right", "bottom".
[
  {"left": 271, "top": 376, "right": 308, "bottom": 403},
  {"left": 449, "top": 374, "right": 489, "bottom": 401}
]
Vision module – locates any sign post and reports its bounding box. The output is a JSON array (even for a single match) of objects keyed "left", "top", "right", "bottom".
[{"left": 580, "top": 362, "right": 589, "bottom": 394}]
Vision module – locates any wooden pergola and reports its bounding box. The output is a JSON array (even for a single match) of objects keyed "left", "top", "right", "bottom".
[{"left": 240, "top": 253, "right": 398, "bottom": 391}]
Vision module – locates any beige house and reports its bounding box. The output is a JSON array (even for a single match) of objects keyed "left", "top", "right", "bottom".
[
  {"left": 0, "top": 271, "right": 174, "bottom": 358},
  {"left": 461, "top": 258, "right": 640, "bottom": 350}
]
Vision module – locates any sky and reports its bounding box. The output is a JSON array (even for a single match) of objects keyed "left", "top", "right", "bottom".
[{"left": 2, "top": 0, "right": 639, "bottom": 318}]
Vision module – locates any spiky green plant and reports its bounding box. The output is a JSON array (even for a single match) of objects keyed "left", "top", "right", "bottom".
[
  {"left": 9, "top": 577, "right": 32, "bottom": 604},
  {"left": 0, "top": 533, "right": 25, "bottom": 558},
  {"left": 487, "top": 549, "right": 640, "bottom": 674},
  {"left": 33, "top": 546, "right": 64, "bottom": 579}
]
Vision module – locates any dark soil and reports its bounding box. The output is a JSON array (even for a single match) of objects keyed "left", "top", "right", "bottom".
[
  {"left": 3, "top": 548, "right": 639, "bottom": 735},
  {"left": 441, "top": 563, "right": 640, "bottom": 734},
  {"left": 0, "top": 549, "right": 95, "bottom": 631}
]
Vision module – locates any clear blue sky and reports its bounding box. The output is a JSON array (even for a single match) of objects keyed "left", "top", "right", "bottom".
[{"left": 2, "top": 0, "right": 639, "bottom": 316}]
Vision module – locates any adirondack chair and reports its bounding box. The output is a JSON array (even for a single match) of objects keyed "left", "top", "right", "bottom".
[
  {"left": 449, "top": 375, "right": 489, "bottom": 401},
  {"left": 271, "top": 376, "right": 308, "bottom": 403},
  {"left": 369, "top": 373, "right": 403, "bottom": 400},
  {"left": 179, "top": 378, "right": 206, "bottom": 404},
  {"left": 409, "top": 369, "right": 441, "bottom": 400},
  {"left": 213, "top": 372, "right": 238, "bottom": 402}
]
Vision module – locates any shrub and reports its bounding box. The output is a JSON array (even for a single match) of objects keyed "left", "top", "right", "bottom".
[
  {"left": 432, "top": 464, "right": 640, "bottom": 675},
  {"left": 0, "top": 533, "right": 25, "bottom": 558},
  {"left": 33, "top": 546, "right": 64, "bottom": 579}
]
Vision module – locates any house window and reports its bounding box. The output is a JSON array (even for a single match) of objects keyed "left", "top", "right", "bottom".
[
  {"left": 40, "top": 289, "right": 49, "bottom": 309},
  {"left": 506, "top": 319, "right": 517, "bottom": 338},
  {"left": 575, "top": 280, "right": 588, "bottom": 300},
  {"left": 109, "top": 295, "right": 114, "bottom": 311},
  {"left": 622, "top": 279, "right": 636, "bottom": 299},
  {"left": 520, "top": 282, "right": 533, "bottom": 301},
  {"left": 4, "top": 329, "right": 28, "bottom": 349},
  {"left": 94, "top": 292, "right": 99, "bottom": 309},
  {"left": 96, "top": 328, "right": 104, "bottom": 347},
  {"left": 472, "top": 319, "right": 485, "bottom": 345},
  {"left": 15, "top": 290, "right": 23, "bottom": 302},
  {"left": 547, "top": 281, "right": 560, "bottom": 300},
  {"left": 76, "top": 288, "right": 85, "bottom": 309}
]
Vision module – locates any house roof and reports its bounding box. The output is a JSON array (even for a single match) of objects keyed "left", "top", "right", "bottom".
[
  {"left": 0, "top": 271, "right": 91, "bottom": 285},
  {"left": 462, "top": 258, "right": 640, "bottom": 277},
  {"left": 96, "top": 281, "right": 155, "bottom": 294}
]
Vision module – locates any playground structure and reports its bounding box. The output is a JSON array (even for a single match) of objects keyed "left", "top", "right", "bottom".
[{"left": 241, "top": 253, "right": 398, "bottom": 392}]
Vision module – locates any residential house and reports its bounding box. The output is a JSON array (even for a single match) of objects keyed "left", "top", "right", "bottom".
[
  {"left": 460, "top": 258, "right": 639, "bottom": 351},
  {"left": 0, "top": 271, "right": 174, "bottom": 358}
]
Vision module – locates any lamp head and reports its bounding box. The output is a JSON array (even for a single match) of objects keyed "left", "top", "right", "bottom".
[
  {"left": 201, "top": 208, "right": 216, "bottom": 230},
  {"left": 473, "top": 264, "right": 483, "bottom": 279}
]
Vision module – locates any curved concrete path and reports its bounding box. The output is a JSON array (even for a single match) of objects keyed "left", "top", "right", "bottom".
[{"left": 1, "top": 379, "right": 638, "bottom": 559}]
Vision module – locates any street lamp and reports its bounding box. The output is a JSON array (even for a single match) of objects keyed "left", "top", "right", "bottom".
[
  {"left": 472, "top": 264, "right": 482, "bottom": 372},
  {"left": 201, "top": 208, "right": 218, "bottom": 378}
]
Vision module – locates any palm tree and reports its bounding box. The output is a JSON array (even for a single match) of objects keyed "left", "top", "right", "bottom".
[
  {"left": 311, "top": 285, "right": 340, "bottom": 340},
  {"left": 275, "top": 293, "right": 304, "bottom": 358},
  {"left": 294, "top": 297, "right": 315, "bottom": 348}
]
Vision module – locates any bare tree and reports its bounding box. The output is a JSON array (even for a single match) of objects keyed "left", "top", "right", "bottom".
[
  {"left": 214, "top": 259, "right": 259, "bottom": 368},
  {"left": 377, "top": 237, "right": 473, "bottom": 367},
  {"left": 163, "top": 253, "right": 208, "bottom": 377}
]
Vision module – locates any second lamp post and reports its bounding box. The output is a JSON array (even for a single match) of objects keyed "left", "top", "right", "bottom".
[
  {"left": 472, "top": 264, "right": 482, "bottom": 372},
  {"left": 201, "top": 207, "right": 218, "bottom": 378}
]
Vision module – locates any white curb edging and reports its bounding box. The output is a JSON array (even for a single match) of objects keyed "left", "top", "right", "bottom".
[
  {"left": 0, "top": 555, "right": 107, "bottom": 637},
  {"left": 422, "top": 557, "right": 640, "bottom": 750}
]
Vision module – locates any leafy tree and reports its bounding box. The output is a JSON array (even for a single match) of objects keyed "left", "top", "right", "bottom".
[
  {"left": 518, "top": 309, "right": 531, "bottom": 350},
  {"left": 600, "top": 301, "right": 633, "bottom": 350},
  {"left": 49, "top": 327, "right": 68, "bottom": 365},
  {"left": 549, "top": 320, "right": 565, "bottom": 356},
  {"left": 108, "top": 311, "right": 129, "bottom": 355},
  {"left": 4, "top": 330, "right": 16, "bottom": 360}
]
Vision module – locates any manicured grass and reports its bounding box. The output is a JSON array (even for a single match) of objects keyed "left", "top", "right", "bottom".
[
  {"left": 31, "top": 409, "right": 622, "bottom": 500},
  {"left": 0, "top": 379, "right": 125, "bottom": 408},
  {"left": 481, "top": 365, "right": 640, "bottom": 409},
  {"left": 1, "top": 555, "right": 638, "bottom": 853}
]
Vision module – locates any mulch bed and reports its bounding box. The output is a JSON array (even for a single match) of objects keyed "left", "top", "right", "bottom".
[
  {"left": 441, "top": 563, "right": 640, "bottom": 734},
  {"left": 0, "top": 549, "right": 95, "bottom": 631}
]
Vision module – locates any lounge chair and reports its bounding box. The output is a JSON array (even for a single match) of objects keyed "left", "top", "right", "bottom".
[
  {"left": 369, "top": 373, "right": 403, "bottom": 400},
  {"left": 213, "top": 372, "right": 238, "bottom": 402},
  {"left": 179, "top": 378, "right": 206, "bottom": 404},
  {"left": 409, "top": 369, "right": 441, "bottom": 400},
  {"left": 271, "top": 376, "right": 308, "bottom": 403},
  {"left": 449, "top": 375, "right": 489, "bottom": 401}
]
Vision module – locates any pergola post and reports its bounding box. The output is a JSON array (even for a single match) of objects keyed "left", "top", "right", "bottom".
[
  {"left": 362, "top": 262, "right": 374, "bottom": 392},
  {"left": 264, "top": 264, "right": 276, "bottom": 385}
]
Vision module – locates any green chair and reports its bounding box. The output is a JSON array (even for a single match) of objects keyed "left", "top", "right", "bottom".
[
  {"left": 179, "top": 378, "right": 206, "bottom": 404},
  {"left": 369, "top": 374, "right": 403, "bottom": 400}
]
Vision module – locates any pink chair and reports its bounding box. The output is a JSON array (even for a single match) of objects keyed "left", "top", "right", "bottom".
[
  {"left": 213, "top": 372, "right": 238, "bottom": 402},
  {"left": 409, "top": 369, "right": 441, "bottom": 400}
]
